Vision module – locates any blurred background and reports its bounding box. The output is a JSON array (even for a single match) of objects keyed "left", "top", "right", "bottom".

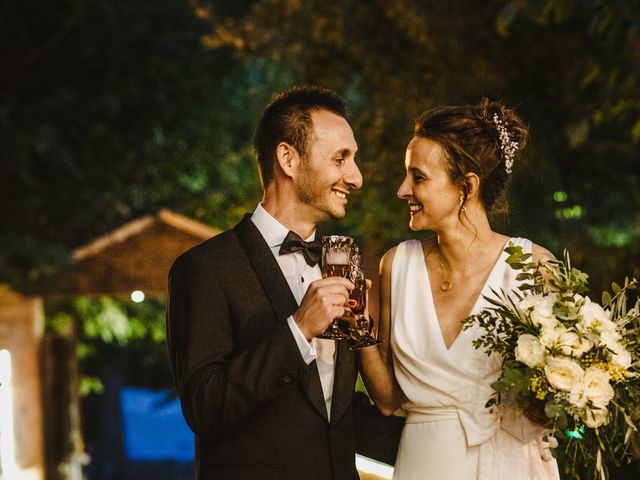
[{"left": 1, "top": 0, "right": 639, "bottom": 479}]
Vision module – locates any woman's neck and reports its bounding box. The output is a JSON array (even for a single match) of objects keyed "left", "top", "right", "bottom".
[{"left": 434, "top": 209, "right": 495, "bottom": 270}]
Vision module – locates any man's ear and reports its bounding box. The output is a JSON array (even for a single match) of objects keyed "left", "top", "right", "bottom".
[{"left": 275, "top": 142, "right": 300, "bottom": 179}]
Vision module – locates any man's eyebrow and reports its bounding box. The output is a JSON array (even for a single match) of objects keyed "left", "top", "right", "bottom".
[{"left": 334, "top": 148, "right": 356, "bottom": 157}]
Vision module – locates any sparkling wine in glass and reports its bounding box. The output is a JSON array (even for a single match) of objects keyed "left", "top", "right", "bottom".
[{"left": 317, "top": 235, "right": 352, "bottom": 340}]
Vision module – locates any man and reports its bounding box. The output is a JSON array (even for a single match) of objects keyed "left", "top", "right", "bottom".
[{"left": 166, "top": 86, "right": 363, "bottom": 480}]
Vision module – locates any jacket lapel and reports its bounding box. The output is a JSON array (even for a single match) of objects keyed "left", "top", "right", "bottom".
[
  {"left": 330, "top": 338, "right": 356, "bottom": 424},
  {"left": 235, "top": 214, "right": 298, "bottom": 322},
  {"left": 234, "top": 214, "right": 329, "bottom": 422}
]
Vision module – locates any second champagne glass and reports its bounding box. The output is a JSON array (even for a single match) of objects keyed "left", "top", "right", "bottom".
[{"left": 345, "top": 245, "right": 383, "bottom": 350}]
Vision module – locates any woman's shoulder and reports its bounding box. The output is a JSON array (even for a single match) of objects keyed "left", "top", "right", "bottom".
[
  {"left": 380, "top": 235, "right": 437, "bottom": 274},
  {"left": 507, "top": 236, "right": 555, "bottom": 262},
  {"left": 531, "top": 242, "right": 555, "bottom": 262}
]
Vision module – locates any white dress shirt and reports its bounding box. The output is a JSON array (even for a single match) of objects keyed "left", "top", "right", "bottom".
[{"left": 250, "top": 203, "right": 336, "bottom": 419}]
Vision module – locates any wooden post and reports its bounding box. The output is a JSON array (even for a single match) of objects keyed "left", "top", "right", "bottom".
[
  {"left": 0, "top": 285, "right": 45, "bottom": 480},
  {"left": 41, "top": 322, "right": 83, "bottom": 480}
]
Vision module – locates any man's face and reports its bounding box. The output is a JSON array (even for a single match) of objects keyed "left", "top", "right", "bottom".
[{"left": 293, "top": 109, "right": 362, "bottom": 222}]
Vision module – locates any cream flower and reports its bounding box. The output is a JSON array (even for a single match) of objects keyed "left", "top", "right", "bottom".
[
  {"left": 583, "top": 366, "right": 614, "bottom": 408},
  {"left": 577, "top": 299, "right": 613, "bottom": 333},
  {"left": 583, "top": 407, "right": 609, "bottom": 428},
  {"left": 539, "top": 321, "right": 564, "bottom": 347},
  {"left": 599, "top": 329, "right": 622, "bottom": 347},
  {"left": 557, "top": 330, "right": 592, "bottom": 358},
  {"left": 609, "top": 343, "right": 632, "bottom": 369},
  {"left": 520, "top": 293, "right": 557, "bottom": 328},
  {"left": 518, "top": 294, "right": 542, "bottom": 312},
  {"left": 569, "top": 384, "right": 588, "bottom": 408},
  {"left": 544, "top": 356, "right": 584, "bottom": 391},
  {"left": 515, "top": 334, "right": 547, "bottom": 368}
]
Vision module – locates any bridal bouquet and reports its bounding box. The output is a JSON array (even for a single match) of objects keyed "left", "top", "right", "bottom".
[{"left": 462, "top": 243, "right": 640, "bottom": 480}]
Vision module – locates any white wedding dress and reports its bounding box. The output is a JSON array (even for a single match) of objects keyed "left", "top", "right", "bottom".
[{"left": 390, "top": 239, "right": 560, "bottom": 480}]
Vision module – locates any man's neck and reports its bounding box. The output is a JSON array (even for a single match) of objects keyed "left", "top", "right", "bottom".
[{"left": 261, "top": 199, "right": 317, "bottom": 239}]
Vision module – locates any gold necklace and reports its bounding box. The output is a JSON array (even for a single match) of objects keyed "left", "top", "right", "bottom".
[
  {"left": 430, "top": 244, "right": 477, "bottom": 293},
  {"left": 435, "top": 248, "right": 452, "bottom": 292},
  {"left": 424, "top": 242, "right": 453, "bottom": 292}
]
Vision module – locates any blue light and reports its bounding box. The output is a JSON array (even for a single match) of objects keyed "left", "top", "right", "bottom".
[
  {"left": 566, "top": 426, "right": 585, "bottom": 440},
  {"left": 121, "top": 387, "right": 194, "bottom": 462}
]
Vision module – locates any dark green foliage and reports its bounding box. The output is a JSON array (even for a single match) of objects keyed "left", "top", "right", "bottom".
[
  {"left": 47, "top": 296, "right": 170, "bottom": 393},
  {"left": 1, "top": 0, "right": 263, "bottom": 288},
  {"left": 192, "top": 0, "right": 640, "bottom": 292},
  {"left": 3, "top": 0, "right": 640, "bottom": 294}
]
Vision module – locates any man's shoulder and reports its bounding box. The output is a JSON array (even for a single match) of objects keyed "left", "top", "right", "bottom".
[
  {"left": 170, "top": 225, "right": 243, "bottom": 273},
  {"left": 189, "top": 227, "right": 239, "bottom": 255}
]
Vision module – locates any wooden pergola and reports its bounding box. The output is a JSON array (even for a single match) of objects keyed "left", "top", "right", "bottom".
[
  {"left": 39, "top": 209, "right": 219, "bottom": 297},
  {"left": 0, "top": 209, "right": 218, "bottom": 480}
]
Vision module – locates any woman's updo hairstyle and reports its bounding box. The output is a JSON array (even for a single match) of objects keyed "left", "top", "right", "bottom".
[{"left": 414, "top": 98, "right": 528, "bottom": 215}]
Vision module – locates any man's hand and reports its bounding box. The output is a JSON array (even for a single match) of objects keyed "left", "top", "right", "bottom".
[{"left": 293, "top": 277, "right": 353, "bottom": 341}]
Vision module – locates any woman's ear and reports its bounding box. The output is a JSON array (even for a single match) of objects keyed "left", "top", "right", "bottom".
[
  {"left": 275, "top": 142, "right": 300, "bottom": 179},
  {"left": 465, "top": 172, "right": 480, "bottom": 198}
]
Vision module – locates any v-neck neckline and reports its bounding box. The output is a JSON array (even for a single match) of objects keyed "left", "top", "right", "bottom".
[{"left": 419, "top": 237, "right": 513, "bottom": 352}]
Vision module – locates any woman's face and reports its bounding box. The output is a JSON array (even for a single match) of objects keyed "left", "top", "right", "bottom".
[{"left": 397, "top": 136, "right": 461, "bottom": 231}]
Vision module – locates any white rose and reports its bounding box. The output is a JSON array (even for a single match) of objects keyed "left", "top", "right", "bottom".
[
  {"left": 556, "top": 330, "right": 579, "bottom": 355},
  {"left": 573, "top": 335, "right": 593, "bottom": 358},
  {"left": 583, "top": 407, "right": 609, "bottom": 428},
  {"left": 596, "top": 330, "right": 631, "bottom": 369},
  {"left": 599, "top": 329, "right": 622, "bottom": 348},
  {"left": 544, "top": 357, "right": 584, "bottom": 391},
  {"left": 539, "top": 322, "right": 563, "bottom": 347},
  {"left": 577, "top": 299, "right": 612, "bottom": 333},
  {"left": 520, "top": 294, "right": 557, "bottom": 328},
  {"left": 515, "top": 334, "right": 547, "bottom": 368},
  {"left": 609, "top": 343, "right": 632, "bottom": 369},
  {"left": 569, "top": 384, "right": 588, "bottom": 408},
  {"left": 518, "top": 294, "right": 542, "bottom": 312},
  {"left": 583, "top": 366, "right": 614, "bottom": 408},
  {"left": 557, "top": 330, "right": 592, "bottom": 358}
]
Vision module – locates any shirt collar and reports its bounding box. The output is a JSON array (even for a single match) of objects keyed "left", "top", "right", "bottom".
[{"left": 251, "top": 203, "right": 316, "bottom": 248}]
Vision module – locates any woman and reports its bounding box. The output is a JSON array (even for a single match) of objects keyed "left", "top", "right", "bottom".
[{"left": 359, "top": 99, "right": 560, "bottom": 479}]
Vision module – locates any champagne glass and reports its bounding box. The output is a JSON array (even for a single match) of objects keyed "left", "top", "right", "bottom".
[
  {"left": 345, "top": 245, "right": 383, "bottom": 350},
  {"left": 317, "top": 235, "right": 352, "bottom": 340}
]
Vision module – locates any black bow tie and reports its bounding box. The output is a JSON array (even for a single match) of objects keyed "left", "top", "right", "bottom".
[{"left": 279, "top": 231, "right": 322, "bottom": 267}]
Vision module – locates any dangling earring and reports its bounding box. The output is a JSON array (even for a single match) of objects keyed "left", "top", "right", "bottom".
[{"left": 459, "top": 195, "right": 466, "bottom": 212}]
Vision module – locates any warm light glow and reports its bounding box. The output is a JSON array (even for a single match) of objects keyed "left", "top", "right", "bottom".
[
  {"left": 0, "top": 349, "right": 17, "bottom": 476},
  {"left": 131, "top": 290, "right": 145, "bottom": 303},
  {"left": 355, "top": 454, "right": 394, "bottom": 479}
]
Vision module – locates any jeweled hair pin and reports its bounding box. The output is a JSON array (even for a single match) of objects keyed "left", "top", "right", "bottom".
[{"left": 492, "top": 113, "right": 519, "bottom": 174}]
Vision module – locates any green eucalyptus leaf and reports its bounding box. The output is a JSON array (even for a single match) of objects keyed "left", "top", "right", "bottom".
[
  {"left": 545, "top": 402, "right": 563, "bottom": 419},
  {"left": 505, "top": 245, "right": 523, "bottom": 255}
]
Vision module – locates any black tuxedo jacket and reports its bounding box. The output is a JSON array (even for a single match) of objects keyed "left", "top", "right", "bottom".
[{"left": 167, "top": 215, "right": 359, "bottom": 480}]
